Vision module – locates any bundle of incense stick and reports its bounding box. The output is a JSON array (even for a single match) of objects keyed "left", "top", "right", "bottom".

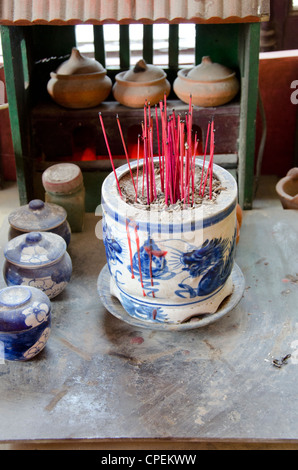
[{"left": 99, "top": 94, "right": 215, "bottom": 207}]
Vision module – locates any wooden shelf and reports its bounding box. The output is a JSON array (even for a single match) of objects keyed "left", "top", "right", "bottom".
[{"left": 31, "top": 98, "right": 241, "bottom": 161}]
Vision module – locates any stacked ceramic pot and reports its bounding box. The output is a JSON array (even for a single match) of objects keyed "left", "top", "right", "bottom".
[{"left": 0, "top": 198, "right": 74, "bottom": 361}]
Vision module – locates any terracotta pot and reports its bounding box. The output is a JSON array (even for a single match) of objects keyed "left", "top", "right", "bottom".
[
  {"left": 173, "top": 56, "right": 240, "bottom": 107},
  {"left": 276, "top": 168, "right": 298, "bottom": 209},
  {"left": 47, "top": 48, "right": 112, "bottom": 108},
  {"left": 113, "top": 59, "right": 171, "bottom": 108}
]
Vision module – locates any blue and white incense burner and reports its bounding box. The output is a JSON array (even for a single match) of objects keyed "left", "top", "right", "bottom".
[
  {"left": 3, "top": 231, "right": 72, "bottom": 299},
  {"left": 0, "top": 285, "right": 51, "bottom": 361},
  {"left": 101, "top": 159, "right": 238, "bottom": 324}
]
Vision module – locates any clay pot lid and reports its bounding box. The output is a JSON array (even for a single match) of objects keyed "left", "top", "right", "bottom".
[
  {"left": 187, "top": 56, "right": 236, "bottom": 81},
  {"left": 55, "top": 47, "right": 105, "bottom": 75},
  {"left": 8, "top": 199, "right": 67, "bottom": 232},
  {"left": 42, "top": 163, "right": 83, "bottom": 194},
  {"left": 121, "top": 59, "right": 166, "bottom": 82},
  {"left": 4, "top": 232, "right": 67, "bottom": 268}
]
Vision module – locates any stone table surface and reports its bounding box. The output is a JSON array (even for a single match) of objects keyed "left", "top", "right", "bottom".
[{"left": 0, "top": 206, "right": 298, "bottom": 450}]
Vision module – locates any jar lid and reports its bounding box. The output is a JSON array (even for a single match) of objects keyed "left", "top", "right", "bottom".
[
  {"left": 0, "top": 285, "right": 51, "bottom": 332},
  {"left": 8, "top": 199, "right": 67, "bottom": 232},
  {"left": 56, "top": 47, "right": 105, "bottom": 75},
  {"left": 122, "top": 59, "right": 166, "bottom": 83},
  {"left": 187, "top": 56, "right": 235, "bottom": 81},
  {"left": 42, "top": 163, "right": 83, "bottom": 194},
  {"left": 4, "top": 232, "right": 67, "bottom": 267}
]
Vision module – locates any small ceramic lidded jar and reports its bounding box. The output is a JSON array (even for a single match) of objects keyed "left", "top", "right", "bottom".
[
  {"left": 8, "top": 199, "right": 71, "bottom": 246},
  {"left": 0, "top": 285, "right": 51, "bottom": 361},
  {"left": 3, "top": 232, "right": 72, "bottom": 299},
  {"left": 173, "top": 56, "right": 239, "bottom": 107},
  {"left": 113, "top": 59, "right": 171, "bottom": 108},
  {"left": 42, "top": 163, "right": 85, "bottom": 232},
  {"left": 47, "top": 47, "right": 112, "bottom": 109}
]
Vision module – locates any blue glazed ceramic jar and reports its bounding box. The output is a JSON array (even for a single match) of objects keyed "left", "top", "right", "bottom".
[
  {"left": 0, "top": 285, "right": 51, "bottom": 361},
  {"left": 3, "top": 231, "right": 72, "bottom": 299},
  {"left": 8, "top": 199, "right": 71, "bottom": 246}
]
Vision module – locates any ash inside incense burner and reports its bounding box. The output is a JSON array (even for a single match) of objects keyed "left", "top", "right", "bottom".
[
  {"left": 119, "top": 164, "right": 225, "bottom": 211},
  {"left": 99, "top": 94, "right": 219, "bottom": 210}
]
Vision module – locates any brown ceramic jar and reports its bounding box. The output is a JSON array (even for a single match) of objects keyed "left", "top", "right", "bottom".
[
  {"left": 173, "top": 56, "right": 240, "bottom": 107},
  {"left": 113, "top": 59, "right": 171, "bottom": 108},
  {"left": 47, "top": 48, "right": 112, "bottom": 109}
]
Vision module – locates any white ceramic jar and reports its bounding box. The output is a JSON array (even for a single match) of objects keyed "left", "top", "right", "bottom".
[{"left": 100, "top": 158, "right": 238, "bottom": 324}]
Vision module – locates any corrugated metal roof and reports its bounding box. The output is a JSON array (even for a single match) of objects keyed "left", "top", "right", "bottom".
[{"left": 0, "top": 0, "right": 270, "bottom": 25}]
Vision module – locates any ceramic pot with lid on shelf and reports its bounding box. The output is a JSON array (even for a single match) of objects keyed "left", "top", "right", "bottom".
[
  {"left": 0, "top": 285, "right": 51, "bottom": 361},
  {"left": 173, "top": 56, "right": 240, "bottom": 107},
  {"left": 3, "top": 232, "right": 72, "bottom": 299},
  {"left": 8, "top": 199, "right": 71, "bottom": 246},
  {"left": 113, "top": 59, "right": 171, "bottom": 108},
  {"left": 47, "top": 47, "right": 112, "bottom": 109}
]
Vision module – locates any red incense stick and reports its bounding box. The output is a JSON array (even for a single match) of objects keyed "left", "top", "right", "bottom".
[
  {"left": 136, "top": 134, "right": 140, "bottom": 201},
  {"left": 201, "top": 119, "right": 215, "bottom": 198},
  {"left": 98, "top": 112, "right": 122, "bottom": 198},
  {"left": 209, "top": 120, "right": 215, "bottom": 200},
  {"left": 191, "top": 133, "right": 198, "bottom": 206},
  {"left": 155, "top": 104, "right": 163, "bottom": 191},
  {"left": 149, "top": 128, "right": 157, "bottom": 200},
  {"left": 199, "top": 121, "right": 210, "bottom": 196},
  {"left": 116, "top": 114, "right": 137, "bottom": 198}
]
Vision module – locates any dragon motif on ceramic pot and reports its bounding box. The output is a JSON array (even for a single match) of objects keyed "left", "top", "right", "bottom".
[{"left": 175, "top": 229, "right": 236, "bottom": 298}]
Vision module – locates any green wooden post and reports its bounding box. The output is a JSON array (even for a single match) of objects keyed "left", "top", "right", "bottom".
[
  {"left": 143, "top": 25, "right": 153, "bottom": 64},
  {"left": 1, "top": 26, "right": 30, "bottom": 204},
  {"left": 169, "top": 24, "right": 179, "bottom": 69},
  {"left": 238, "top": 23, "right": 260, "bottom": 209},
  {"left": 1, "top": 25, "right": 77, "bottom": 204},
  {"left": 195, "top": 23, "right": 260, "bottom": 209},
  {"left": 119, "top": 25, "right": 130, "bottom": 70},
  {"left": 94, "top": 25, "right": 106, "bottom": 68}
]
